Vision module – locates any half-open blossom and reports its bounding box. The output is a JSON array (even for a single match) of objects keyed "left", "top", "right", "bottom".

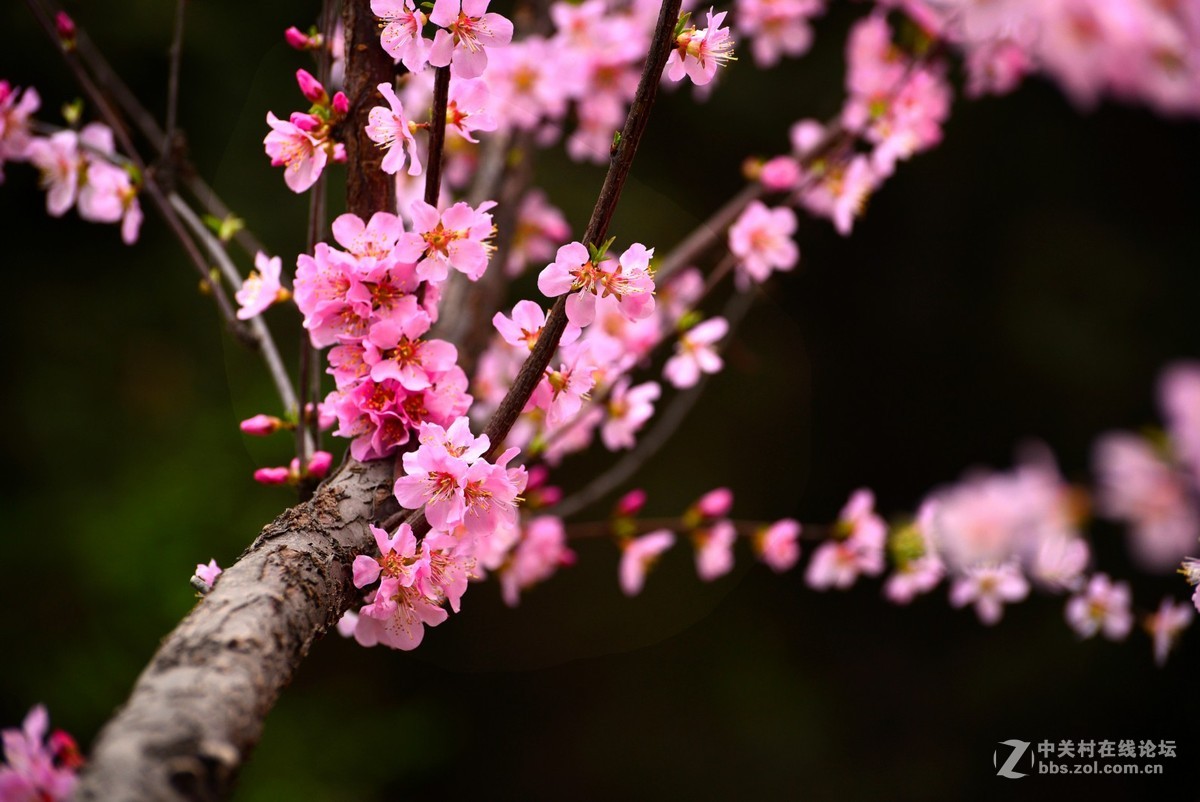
[
  {"left": 428, "top": 0, "right": 514, "bottom": 79},
  {"left": 755, "top": 519, "right": 801, "bottom": 573},
  {"left": 1147, "top": 596, "right": 1193, "bottom": 666},
  {"left": 620, "top": 530, "right": 675, "bottom": 596},
  {"left": 667, "top": 8, "right": 737, "bottom": 86},
  {"left": 192, "top": 559, "right": 223, "bottom": 593},
  {"left": 694, "top": 520, "right": 737, "bottom": 580},
  {"left": 949, "top": 562, "right": 1029, "bottom": 626},
  {"left": 236, "top": 252, "right": 289, "bottom": 320},
  {"left": 1065, "top": 574, "right": 1133, "bottom": 641},
  {"left": 366, "top": 82, "right": 423, "bottom": 177}
]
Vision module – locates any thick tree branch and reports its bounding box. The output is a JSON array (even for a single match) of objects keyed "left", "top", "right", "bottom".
[{"left": 72, "top": 459, "right": 399, "bottom": 802}]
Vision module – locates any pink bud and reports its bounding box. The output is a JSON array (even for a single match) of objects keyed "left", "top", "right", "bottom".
[
  {"left": 526, "top": 464, "right": 549, "bottom": 491},
  {"left": 616, "top": 489, "right": 647, "bottom": 517},
  {"left": 331, "top": 91, "right": 350, "bottom": 116},
  {"left": 289, "top": 111, "right": 322, "bottom": 132},
  {"left": 760, "top": 156, "right": 801, "bottom": 192},
  {"left": 253, "top": 466, "right": 291, "bottom": 485},
  {"left": 695, "top": 487, "right": 733, "bottom": 518},
  {"left": 285, "top": 26, "right": 312, "bottom": 50},
  {"left": 55, "top": 11, "right": 76, "bottom": 42},
  {"left": 306, "top": 450, "right": 333, "bottom": 478},
  {"left": 296, "top": 69, "right": 328, "bottom": 104},
  {"left": 240, "top": 414, "right": 282, "bottom": 436},
  {"left": 331, "top": 142, "right": 347, "bottom": 163}
]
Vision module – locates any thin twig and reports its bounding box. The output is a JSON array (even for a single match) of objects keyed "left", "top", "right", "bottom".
[
  {"left": 563, "top": 517, "right": 828, "bottom": 541},
  {"left": 163, "top": 0, "right": 186, "bottom": 161},
  {"left": 171, "top": 195, "right": 302, "bottom": 417}
]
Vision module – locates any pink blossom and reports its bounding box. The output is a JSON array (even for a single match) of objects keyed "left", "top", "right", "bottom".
[
  {"left": 364, "top": 313, "right": 458, "bottom": 391},
  {"left": 506, "top": 190, "right": 571, "bottom": 276},
  {"left": 1093, "top": 432, "right": 1199, "bottom": 573},
  {"left": 27, "top": 130, "right": 80, "bottom": 216},
  {"left": 619, "top": 530, "right": 675, "bottom": 596},
  {"left": 428, "top": 0, "right": 514, "bottom": 79},
  {"left": 331, "top": 211, "right": 406, "bottom": 259},
  {"left": 664, "top": 316, "right": 727, "bottom": 389},
  {"left": 399, "top": 199, "right": 496, "bottom": 282},
  {"left": 295, "top": 69, "right": 328, "bottom": 104},
  {"left": 728, "top": 200, "right": 799, "bottom": 286},
  {"left": 884, "top": 556, "right": 943, "bottom": 604},
  {"left": 805, "top": 489, "right": 887, "bottom": 590},
  {"left": 0, "top": 81, "right": 40, "bottom": 178},
  {"left": 694, "top": 520, "right": 737, "bottom": 581},
  {"left": 948, "top": 562, "right": 1029, "bottom": 625},
  {"left": 1065, "top": 574, "right": 1133, "bottom": 641},
  {"left": 264, "top": 111, "right": 327, "bottom": 192},
  {"left": 801, "top": 154, "right": 876, "bottom": 235},
  {"left": 529, "top": 347, "right": 597, "bottom": 428},
  {"left": 0, "top": 706, "right": 79, "bottom": 802},
  {"left": 756, "top": 518, "right": 801, "bottom": 573},
  {"left": 192, "top": 559, "right": 223, "bottom": 592},
  {"left": 601, "top": 379, "right": 660, "bottom": 450},
  {"left": 366, "top": 82, "right": 423, "bottom": 177},
  {"left": 285, "top": 26, "right": 319, "bottom": 51},
  {"left": 373, "top": 0, "right": 430, "bottom": 72},
  {"left": 735, "top": 0, "right": 821, "bottom": 67},
  {"left": 538, "top": 241, "right": 656, "bottom": 327},
  {"left": 500, "top": 516, "right": 575, "bottom": 606},
  {"left": 446, "top": 79, "right": 499, "bottom": 143},
  {"left": 1147, "top": 596, "right": 1193, "bottom": 667},
  {"left": 236, "top": 252, "right": 288, "bottom": 320},
  {"left": 666, "top": 8, "right": 737, "bottom": 86},
  {"left": 1159, "top": 362, "right": 1200, "bottom": 488},
  {"left": 394, "top": 442, "right": 470, "bottom": 530}
]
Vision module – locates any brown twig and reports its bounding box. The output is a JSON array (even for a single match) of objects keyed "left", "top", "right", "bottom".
[{"left": 424, "top": 66, "right": 452, "bottom": 207}]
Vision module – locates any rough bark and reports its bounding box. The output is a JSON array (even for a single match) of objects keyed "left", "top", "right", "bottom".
[{"left": 73, "top": 458, "right": 399, "bottom": 802}]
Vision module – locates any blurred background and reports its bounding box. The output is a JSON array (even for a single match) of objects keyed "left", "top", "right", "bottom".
[{"left": 2, "top": 1, "right": 1199, "bottom": 799}]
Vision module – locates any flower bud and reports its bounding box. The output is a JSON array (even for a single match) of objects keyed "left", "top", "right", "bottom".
[
  {"left": 615, "top": 488, "right": 647, "bottom": 517},
  {"left": 240, "top": 414, "right": 283, "bottom": 436},
  {"left": 296, "top": 69, "right": 328, "bottom": 104},
  {"left": 55, "top": 11, "right": 77, "bottom": 49},
  {"left": 695, "top": 487, "right": 733, "bottom": 518},
  {"left": 760, "top": 156, "right": 801, "bottom": 191},
  {"left": 331, "top": 91, "right": 350, "bottom": 116},
  {"left": 285, "top": 26, "right": 313, "bottom": 50},
  {"left": 253, "top": 466, "right": 291, "bottom": 485},
  {"left": 306, "top": 450, "right": 333, "bottom": 478}
]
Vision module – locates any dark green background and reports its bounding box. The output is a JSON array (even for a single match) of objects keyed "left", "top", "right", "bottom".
[{"left": 2, "top": 1, "right": 1198, "bottom": 799}]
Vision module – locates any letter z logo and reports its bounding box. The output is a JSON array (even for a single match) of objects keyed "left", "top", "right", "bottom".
[{"left": 994, "top": 740, "right": 1032, "bottom": 779}]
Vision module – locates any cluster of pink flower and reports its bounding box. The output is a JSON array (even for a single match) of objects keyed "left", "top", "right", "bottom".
[
  {"left": 891, "top": 0, "right": 1200, "bottom": 114},
  {"left": 748, "top": 11, "right": 951, "bottom": 237},
  {"left": 263, "top": 70, "right": 350, "bottom": 192},
  {"left": 734, "top": 0, "right": 824, "bottom": 67},
  {"left": 473, "top": 247, "right": 731, "bottom": 465},
  {"left": 0, "top": 80, "right": 143, "bottom": 243},
  {"left": 293, "top": 207, "right": 496, "bottom": 461},
  {"left": 0, "top": 706, "right": 82, "bottom": 802},
  {"left": 1094, "top": 364, "right": 1200, "bottom": 605},
  {"left": 614, "top": 487, "right": 801, "bottom": 595}
]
